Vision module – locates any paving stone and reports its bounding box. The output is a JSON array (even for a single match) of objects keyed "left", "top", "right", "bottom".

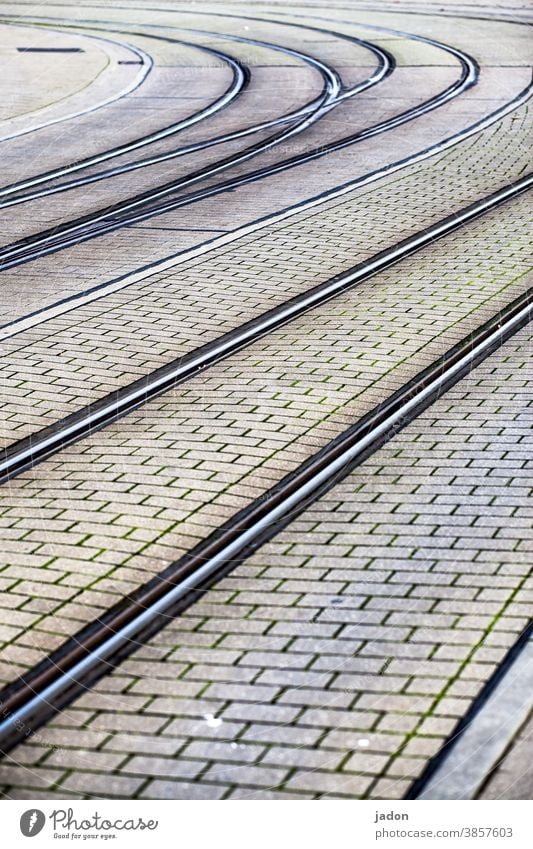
[
  {"left": 0, "top": 1, "right": 530, "bottom": 803},
  {"left": 140, "top": 780, "right": 228, "bottom": 800}
]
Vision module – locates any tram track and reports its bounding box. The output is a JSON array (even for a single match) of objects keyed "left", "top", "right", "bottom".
[
  {"left": 0, "top": 16, "right": 477, "bottom": 271},
  {"left": 0, "top": 20, "right": 390, "bottom": 208},
  {"left": 1, "top": 172, "right": 530, "bottom": 484},
  {"left": 0, "top": 23, "right": 250, "bottom": 192},
  {"left": 0, "top": 283, "right": 529, "bottom": 756}
]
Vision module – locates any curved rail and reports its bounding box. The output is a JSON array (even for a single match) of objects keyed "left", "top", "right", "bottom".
[
  {"left": 0, "top": 9, "right": 529, "bottom": 758},
  {"left": 0, "top": 25, "right": 390, "bottom": 208},
  {"left": 2, "top": 65, "right": 529, "bottom": 339},
  {"left": 0, "top": 17, "right": 476, "bottom": 270},
  {"left": 0, "top": 20, "right": 249, "bottom": 193},
  {"left": 1, "top": 174, "right": 529, "bottom": 490}
]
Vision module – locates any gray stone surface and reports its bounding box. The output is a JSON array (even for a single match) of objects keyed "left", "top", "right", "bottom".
[
  {"left": 0, "top": 322, "right": 530, "bottom": 800},
  {"left": 0, "top": 0, "right": 530, "bottom": 802},
  {"left": 478, "top": 708, "right": 533, "bottom": 800},
  {"left": 420, "top": 638, "right": 533, "bottom": 799}
]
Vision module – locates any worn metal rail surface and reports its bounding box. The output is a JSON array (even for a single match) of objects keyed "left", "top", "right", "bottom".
[
  {"left": 0, "top": 21, "right": 153, "bottom": 143},
  {"left": 0, "top": 283, "right": 529, "bottom": 755},
  {"left": 0, "top": 19, "right": 391, "bottom": 206},
  {"left": 0, "top": 22, "right": 250, "bottom": 194},
  {"left": 0, "top": 149, "right": 530, "bottom": 751},
  {"left": 1, "top": 174, "right": 530, "bottom": 484},
  {"left": 0, "top": 16, "right": 477, "bottom": 270}
]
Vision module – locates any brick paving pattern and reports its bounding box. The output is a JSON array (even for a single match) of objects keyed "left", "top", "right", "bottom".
[
  {"left": 0, "top": 23, "right": 114, "bottom": 128},
  {"left": 1, "top": 4, "right": 530, "bottom": 321},
  {"left": 0, "top": 107, "right": 530, "bottom": 446},
  {"left": 0, "top": 190, "right": 529, "bottom": 684},
  {"left": 0, "top": 322, "right": 529, "bottom": 799},
  {"left": 0, "top": 0, "right": 530, "bottom": 803},
  {"left": 478, "top": 710, "right": 533, "bottom": 800}
]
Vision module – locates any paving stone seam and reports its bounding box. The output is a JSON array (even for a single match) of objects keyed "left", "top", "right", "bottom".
[
  {"left": 0, "top": 20, "right": 248, "bottom": 196},
  {"left": 1, "top": 56, "right": 529, "bottom": 338},
  {"left": 1, "top": 171, "right": 530, "bottom": 483},
  {"left": 0, "top": 19, "right": 152, "bottom": 142},
  {"left": 0, "top": 15, "right": 477, "bottom": 271},
  {"left": 409, "top": 624, "right": 533, "bottom": 799},
  {"left": 0, "top": 288, "right": 528, "bottom": 756}
]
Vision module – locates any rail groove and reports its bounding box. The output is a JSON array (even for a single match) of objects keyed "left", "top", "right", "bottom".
[
  {"left": 408, "top": 623, "right": 533, "bottom": 799},
  {"left": 1, "top": 173, "right": 530, "bottom": 485},
  {"left": 0, "top": 24, "right": 250, "bottom": 195},
  {"left": 0, "top": 3, "right": 530, "bottom": 776},
  {"left": 0, "top": 17, "right": 476, "bottom": 271},
  {"left": 0, "top": 21, "right": 390, "bottom": 207},
  {"left": 0, "top": 281, "right": 530, "bottom": 755}
]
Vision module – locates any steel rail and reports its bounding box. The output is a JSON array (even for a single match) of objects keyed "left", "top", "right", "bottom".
[
  {"left": 0, "top": 285, "right": 529, "bottom": 755},
  {"left": 1, "top": 173, "right": 530, "bottom": 486},
  {"left": 0, "top": 18, "right": 476, "bottom": 270},
  {"left": 0, "top": 22, "right": 390, "bottom": 207},
  {"left": 0, "top": 0, "right": 529, "bottom": 768},
  {"left": 0, "top": 23, "right": 249, "bottom": 194},
  {"left": 0, "top": 22, "right": 347, "bottom": 247},
  {"left": 0, "top": 21, "right": 153, "bottom": 143},
  {"left": 2, "top": 66, "right": 530, "bottom": 341},
  {"left": 280, "top": 0, "right": 533, "bottom": 27},
  {"left": 0, "top": 14, "right": 368, "bottom": 213}
]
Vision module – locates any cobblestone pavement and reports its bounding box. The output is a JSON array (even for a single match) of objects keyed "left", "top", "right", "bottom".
[
  {"left": 1, "top": 1, "right": 531, "bottom": 319},
  {"left": 0, "top": 22, "right": 333, "bottom": 242},
  {"left": 478, "top": 710, "right": 533, "bottom": 800},
  {"left": 0, "top": 22, "right": 127, "bottom": 129},
  {"left": 0, "top": 19, "right": 239, "bottom": 186},
  {"left": 0, "top": 0, "right": 531, "bottom": 802},
  {"left": 0, "top": 320, "right": 530, "bottom": 800},
  {"left": 0, "top": 109, "right": 530, "bottom": 445},
  {"left": 0, "top": 188, "right": 529, "bottom": 682}
]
